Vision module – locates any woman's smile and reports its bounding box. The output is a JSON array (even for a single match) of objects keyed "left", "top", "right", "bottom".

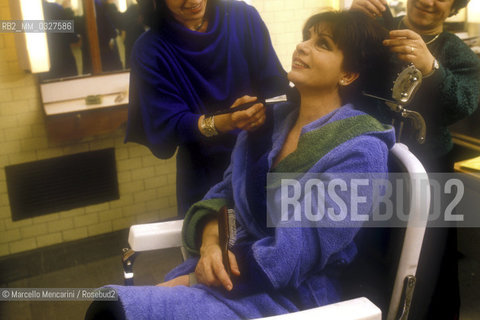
[
  {"left": 183, "top": 2, "right": 203, "bottom": 14},
  {"left": 292, "top": 57, "right": 309, "bottom": 69},
  {"left": 413, "top": 4, "right": 435, "bottom": 16},
  {"left": 165, "top": 0, "right": 208, "bottom": 30}
]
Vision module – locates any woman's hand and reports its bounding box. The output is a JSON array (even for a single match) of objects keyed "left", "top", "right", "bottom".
[
  {"left": 350, "top": 0, "right": 388, "bottom": 18},
  {"left": 195, "top": 244, "right": 240, "bottom": 290},
  {"left": 195, "top": 219, "right": 241, "bottom": 291},
  {"left": 215, "top": 95, "right": 266, "bottom": 133},
  {"left": 383, "top": 29, "right": 436, "bottom": 76},
  {"left": 156, "top": 275, "right": 190, "bottom": 287}
]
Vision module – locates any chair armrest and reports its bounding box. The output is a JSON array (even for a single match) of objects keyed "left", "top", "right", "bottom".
[
  {"left": 128, "top": 219, "right": 184, "bottom": 252},
  {"left": 255, "top": 297, "right": 381, "bottom": 320}
]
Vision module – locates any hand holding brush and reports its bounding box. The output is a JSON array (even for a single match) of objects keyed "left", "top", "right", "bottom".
[{"left": 195, "top": 210, "right": 240, "bottom": 291}]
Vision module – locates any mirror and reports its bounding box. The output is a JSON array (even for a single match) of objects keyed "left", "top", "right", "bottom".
[{"left": 39, "top": 0, "right": 146, "bottom": 82}]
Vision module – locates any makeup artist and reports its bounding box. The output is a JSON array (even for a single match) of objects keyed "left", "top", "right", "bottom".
[
  {"left": 351, "top": 1, "right": 480, "bottom": 319},
  {"left": 125, "top": 0, "right": 288, "bottom": 217},
  {"left": 351, "top": 0, "right": 480, "bottom": 171}
]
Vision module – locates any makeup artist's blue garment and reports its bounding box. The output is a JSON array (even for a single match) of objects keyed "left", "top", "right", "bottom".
[
  {"left": 106, "top": 104, "right": 395, "bottom": 320},
  {"left": 125, "top": 0, "right": 288, "bottom": 216}
]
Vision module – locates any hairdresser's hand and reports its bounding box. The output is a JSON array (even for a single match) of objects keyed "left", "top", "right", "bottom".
[
  {"left": 215, "top": 95, "right": 266, "bottom": 133},
  {"left": 195, "top": 219, "right": 240, "bottom": 291},
  {"left": 350, "top": 0, "right": 388, "bottom": 18},
  {"left": 156, "top": 275, "right": 190, "bottom": 287},
  {"left": 383, "top": 29, "right": 436, "bottom": 76}
]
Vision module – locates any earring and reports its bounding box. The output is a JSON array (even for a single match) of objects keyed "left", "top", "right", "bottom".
[{"left": 339, "top": 79, "right": 345, "bottom": 85}]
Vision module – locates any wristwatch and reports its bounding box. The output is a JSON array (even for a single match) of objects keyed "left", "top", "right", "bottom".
[
  {"left": 425, "top": 58, "right": 439, "bottom": 77},
  {"left": 200, "top": 115, "right": 219, "bottom": 137}
]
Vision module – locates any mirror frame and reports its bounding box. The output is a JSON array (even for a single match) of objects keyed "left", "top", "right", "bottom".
[{"left": 84, "top": 0, "right": 103, "bottom": 74}]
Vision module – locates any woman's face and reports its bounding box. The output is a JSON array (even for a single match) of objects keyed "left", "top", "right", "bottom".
[
  {"left": 164, "top": 0, "right": 208, "bottom": 25},
  {"left": 288, "top": 25, "right": 346, "bottom": 93},
  {"left": 406, "top": 0, "right": 455, "bottom": 34}
]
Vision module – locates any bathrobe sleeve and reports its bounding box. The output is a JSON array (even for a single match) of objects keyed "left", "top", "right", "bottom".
[{"left": 182, "top": 162, "right": 236, "bottom": 255}]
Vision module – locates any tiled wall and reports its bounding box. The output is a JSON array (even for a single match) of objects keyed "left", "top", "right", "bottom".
[{"left": 0, "top": 0, "right": 337, "bottom": 257}]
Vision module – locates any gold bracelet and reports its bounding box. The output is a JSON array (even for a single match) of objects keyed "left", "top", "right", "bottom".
[{"left": 200, "top": 115, "right": 219, "bottom": 137}]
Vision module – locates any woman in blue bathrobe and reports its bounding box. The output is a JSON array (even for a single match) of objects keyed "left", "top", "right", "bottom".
[{"left": 87, "top": 10, "right": 395, "bottom": 320}]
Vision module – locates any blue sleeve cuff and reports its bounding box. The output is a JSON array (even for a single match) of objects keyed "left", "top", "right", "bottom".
[{"left": 177, "top": 112, "right": 202, "bottom": 145}]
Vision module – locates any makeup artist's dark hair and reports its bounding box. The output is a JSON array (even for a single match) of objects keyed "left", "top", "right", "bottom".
[
  {"left": 137, "top": 0, "right": 220, "bottom": 29},
  {"left": 303, "top": 10, "right": 392, "bottom": 107},
  {"left": 450, "top": 0, "right": 470, "bottom": 17}
]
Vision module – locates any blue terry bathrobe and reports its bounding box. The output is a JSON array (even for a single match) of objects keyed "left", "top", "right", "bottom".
[{"left": 108, "top": 103, "right": 395, "bottom": 319}]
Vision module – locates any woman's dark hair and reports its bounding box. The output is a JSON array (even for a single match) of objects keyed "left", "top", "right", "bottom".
[
  {"left": 450, "top": 0, "right": 470, "bottom": 17},
  {"left": 138, "top": 0, "right": 219, "bottom": 29},
  {"left": 303, "top": 10, "right": 393, "bottom": 107}
]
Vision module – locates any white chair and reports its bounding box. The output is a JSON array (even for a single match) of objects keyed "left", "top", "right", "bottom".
[{"left": 122, "top": 143, "right": 430, "bottom": 320}]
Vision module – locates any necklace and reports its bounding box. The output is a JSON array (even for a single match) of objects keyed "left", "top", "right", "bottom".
[
  {"left": 194, "top": 19, "right": 206, "bottom": 31},
  {"left": 424, "top": 34, "right": 440, "bottom": 45},
  {"left": 397, "top": 18, "right": 440, "bottom": 45}
]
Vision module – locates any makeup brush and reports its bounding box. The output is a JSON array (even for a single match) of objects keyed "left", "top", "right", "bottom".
[{"left": 205, "top": 94, "right": 288, "bottom": 117}]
